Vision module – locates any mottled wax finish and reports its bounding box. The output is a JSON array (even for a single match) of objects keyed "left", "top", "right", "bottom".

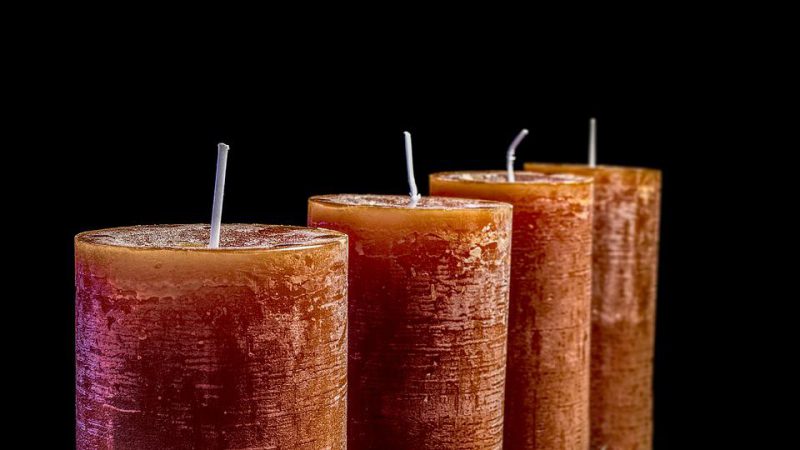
[
  {"left": 430, "top": 172, "right": 593, "bottom": 450},
  {"left": 75, "top": 224, "right": 348, "bottom": 450},
  {"left": 525, "top": 163, "right": 661, "bottom": 450},
  {"left": 308, "top": 195, "right": 512, "bottom": 450}
]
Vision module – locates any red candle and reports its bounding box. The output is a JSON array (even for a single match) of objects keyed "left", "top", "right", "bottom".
[
  {"left": 308, "top": 194, "right": 512, "bottom": 450},
  {"left": 430, "top": 171, "right": 594, "bottom": 450},
  {"left": 75, "top": 224, "right": 348, "bottom": 449},
  {"left": 525, "top": 163, "right": 662, "bottom": 449}
]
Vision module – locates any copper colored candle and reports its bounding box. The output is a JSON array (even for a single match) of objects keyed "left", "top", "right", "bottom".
[
  {"left": 525, "top": 163, "right": 661, "bottom": 450},
  {"left": 430, "top": 172, "right": 593, "bottom": 450},
  {"left": 75, "top": 224, "right": 348, "bottom": 449},
  {"left": 308, "top": 195, "right": 512, "bottom": 450}
]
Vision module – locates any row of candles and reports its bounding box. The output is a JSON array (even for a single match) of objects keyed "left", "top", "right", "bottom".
[{"left": 75, "top": 122, "right": 661, "bottom": 449}]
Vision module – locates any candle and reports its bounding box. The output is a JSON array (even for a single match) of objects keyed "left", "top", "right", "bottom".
[
  {"left": 430, "top": 171, "right": 594, "bottom": 449},
  {"left": 75, "top": 224, "right": 349, "bottom": 449},
  {"left": 524, "top": 162, "right": 661, "bottom": 449},
  {"left": 308, "top": 194, "right": 512, "bottom": 449}
]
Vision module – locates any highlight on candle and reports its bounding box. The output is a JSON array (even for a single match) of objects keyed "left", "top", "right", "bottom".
[
  {"left": 209, "top": 142, "right": 230, "bottom": 248},
  {"left": 506, "top": 128, "right": 529, "bottom": 182},
  {"left": 403, "top": 131, "right": 421, "bottom": 207}
]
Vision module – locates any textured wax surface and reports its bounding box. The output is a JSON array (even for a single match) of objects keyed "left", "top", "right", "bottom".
[
  {"left": 79, "top": 223, "right": 345, "bottom": 249},
  {"left": 309, "top": 195, "right": 513, "bottom": 450},
  {"left": 75, "top": 224, "right": 348, "bottom": 449},
  {"left": 309, "top": 194, "right": 507, "bottom": 209},
  {"left": 431, "top": 172, "right": 586, "bottom": 185},
  {"left": 430, "top": 171, "right": 593, "bottom": 450},
  {"left": 525, "top": 164, "right": 662, "bottom": 450}
]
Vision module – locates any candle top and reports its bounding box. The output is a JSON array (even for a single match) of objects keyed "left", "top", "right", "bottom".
[
  {"left": 523, "top": 162, "right": 661, "bottom": 176},
  {"left": 431, "top": 170, "right": 591, "bottom": 185},
  {"left": 76, "top": 224, "right": 346, "bottom": 251},
  {"left": 309, "top": 194, "right": 510, "bottom": 211}
]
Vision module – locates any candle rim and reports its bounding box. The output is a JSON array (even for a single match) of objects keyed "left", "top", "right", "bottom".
[
  {"left": 308, "top": 194, "right": 512, "bottom": 211},
  {"left": 430, "top": 170, "right": 593, "bottom": 185},
  {"left": 75, "top": 223, "right": 347, "bottom": 252},
  {"left": 523, "top": 162, "right": 662, "bottom": 175}
]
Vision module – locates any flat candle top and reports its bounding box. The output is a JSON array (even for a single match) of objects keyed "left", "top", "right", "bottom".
[
  {"left": 309, "top": 194, "right": 509, "bottom": 210},
  {"left": 431, "top": 170, "right": 590, "bottom": 184},
  {"left": 76, "top": 224, "right": 346, "bottom": 251},
  {"left": 523, "top": 163, "right": 661, "bottom": 177}
]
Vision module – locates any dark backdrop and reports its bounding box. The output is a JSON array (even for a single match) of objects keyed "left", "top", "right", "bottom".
[{"left": 16, "top": 40, "right": 772, "bottom": 448}]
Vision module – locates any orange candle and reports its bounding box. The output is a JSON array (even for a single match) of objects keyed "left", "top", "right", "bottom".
[
  {"left": 75, "top": 224, "right": 348, "bottom": 449},
  {"left": 308, "top": 195, "right": 512, "bottom": 450},
  {"left": 525, "top": 163, "right": 662, "bottom": 450},
  {"left": 430, "top": 171, "right": 593, "bottom": 450}
]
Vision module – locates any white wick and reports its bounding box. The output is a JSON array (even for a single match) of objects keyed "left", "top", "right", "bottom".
[
  {"left": 506, "top": 128, "right": 529, "bottom": 182},
  {"left": 589, "top": 118, "right": 597, "bottom": 168},
  {"left": 403, "top": 131, "right": 421, "bottom": 207},
  {"left": 209, "top": 142, "right": 230, "bottom": 248}
]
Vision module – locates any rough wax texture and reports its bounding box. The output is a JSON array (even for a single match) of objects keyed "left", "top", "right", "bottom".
[
  {"left": 75, "top": 224, "right": 348, "bottom": 450},
  {"left": 430, "top": 172, "right": 594, "bottom": 450},
  {"left": 525, "top": 164, "right": 662, "bottom": 450},
  {"left": 308, "top": 195, "right": 513, "bottom": 450}
]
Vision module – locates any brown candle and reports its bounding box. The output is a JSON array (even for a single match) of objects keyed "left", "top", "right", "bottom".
[
  {"left": 430, "top": 171, "right": 593, "bottom": 450},
  {"left": 525, "top": 163, "right": 662, "bottom": 450},
  {"left": 308, "top": 194, "right": 512, "bottom": 450},
  {"left": 75, "top": 224, "right": 348, "bottom": 449}
]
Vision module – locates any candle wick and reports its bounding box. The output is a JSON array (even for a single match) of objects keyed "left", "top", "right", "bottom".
[
  {"left": 589, "top": 118, "right": 597, "bottom": 168},
  {"left": 209, "top": 142, "right": 230, "bottom": 248},
  {"left": 404, "top": 131, "right": 421, "bottom": 207},
  {"left": 506, "top": 128, "right": 529, "bottom": 182}
]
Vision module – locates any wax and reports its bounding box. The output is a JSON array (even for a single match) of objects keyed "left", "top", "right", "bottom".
[
  {"left": 430, "top": 171, "right": 593, "bottom": 450},
  {"left": 308, "top": 195, "right": 512, "bottom": 450},
  {"left": 75, "top": 224, "right": 348, "bottom": 449},
  {"left": 525, "top": 163, "right": 661, "bottom": 450}
]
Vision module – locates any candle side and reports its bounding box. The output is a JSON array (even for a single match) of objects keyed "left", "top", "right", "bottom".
[
  {"left": 430, "top": 171, "right": 594, "bottom": 450},
  {"left": 524, "top": 163, "right": 662, "bottom": 449},
  {"left": 75, "top": 224, "right": 349, "bottom": 449},
  {"left": 308, "top": 195, "right": 513, "bottom": 450}
]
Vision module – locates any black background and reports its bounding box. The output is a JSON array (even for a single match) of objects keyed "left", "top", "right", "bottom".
[{"left": 12, "top": 25, "right": 779, "bottom": 448}]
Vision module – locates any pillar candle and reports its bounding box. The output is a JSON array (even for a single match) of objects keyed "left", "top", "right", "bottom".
[
  {"left": 75, "top": 224, "right": 349, "bottom": 449},
  {"left": 429, "top": 171, "right": 594, "bottom": 450},
  {"left": 524, "top": 163, "right": 662, "bottom": 450},
  {"left": 308, "top": 194, "right": 512, "bottom": 450}
]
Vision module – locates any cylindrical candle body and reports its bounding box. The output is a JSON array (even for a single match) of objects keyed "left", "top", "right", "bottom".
[
  {"left": 525, "top": 163, "right": 662, "bottom": 450},
  {"left": 430, "top": 172, "right": 593, "bottom": 450},
  {"left": 308, "top": 195, "right": 512, "bottom": 450},
  {"left": 75, "top": 224, "right": 349, "bottom": 449}
]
